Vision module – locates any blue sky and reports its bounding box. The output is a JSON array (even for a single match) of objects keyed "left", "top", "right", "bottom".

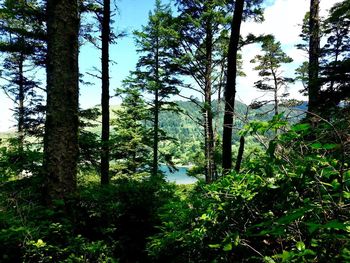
[
  {"left": 0, "top": 0, "right": 341, "bottom": 131},
  {"left": 79, "top": 0, "right": 166, "bottom": 108}
]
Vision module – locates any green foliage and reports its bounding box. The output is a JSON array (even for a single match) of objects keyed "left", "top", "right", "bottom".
[
  {"left": 79, "top": 107, "right": 101, "bottom": 171},
  {"left": 0, "top": 137, "right": 42, "bottom": 180},
  {"left": 0, "top": 171, "right": 176, "bottom": 262},
  {"left": 250, "top": 35, "right": 294, "bottom": 114},
  {"left": 111, "top": 81, "right": 152, "bottom": 175},
  {"left": 319, "top": 0, "right": 350, "bottom": 111},
  {"left": 147, "top": 117, "right": 350, "bottom": 262}
]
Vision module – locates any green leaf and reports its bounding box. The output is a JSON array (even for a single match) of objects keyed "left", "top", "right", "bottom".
[
  {"left": 331, "top": 179, "right": 341, "bottom": 190},
  {"left": 296, "top": 241, "right": 305, "bottom": 251},
  {"left": 323, "top": 220, "right": 347, "bottom": 230},
  {"left": 343, "top": 191, "right": 350, "bottom": 199},
  {"left": 276, "top": 208, "right": 307, "bottom": 224},
  {"left": 223, "top": 243, "right": 232, "bottom": 251},
  {"left": 264, "top": 256, "right": 276, "bottom": 263},
  {"left": 306, "top": 222, "right": 321, "bottom": 234},
  {"left": 291, "top": 123, "right": 310, "bottom": 132},
  {"left": 322, "top": 143, "right": 338, "bottom": 150},
  {"left": 209, "top": 244, "right": 220, "bottom": 249},
  {"left": 310, "top": 142, "right": 322, "bottom": 149},
  {"left": 281, "top": 250, "right": 292, "bottom": 261}
]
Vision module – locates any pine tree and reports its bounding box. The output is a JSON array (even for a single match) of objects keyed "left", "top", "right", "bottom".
[
  {"left": 175, "top": 0, "right": 233, "bottom": 182},
  {"left": 221, "top": 0, "right": 264, "bottom": 173},
  {"left": 44, "top": 0, "right": 79, "bottom": 200},
  {"left": 319, "top": 0, "right": 350, "bottom": 111},
  {"left": 134, "top": 0, "right": 182, "bottom": 176},
  {"left": 111, "top": 77, "right": 152, "bottom": 175},
  {"left": 221, "top": 0, "right": 245, "bottom": 173},
  {"left": 250, "top": 36, "right": 293, "bottom": 115},
  {"left": 308, "top": 0, "right": 320, "bottom": 113},
  {"left": 80, "top": 0, "right": 123, "bottom": 185},
  {"left": 0, "top": 0, "right": 46, "bottom": 147},
  {"left": 100, "top": 0, "right": 111, "bottom": 185},
  {"left": 296, "top": 0, "right": 349, "bottom": 116}
]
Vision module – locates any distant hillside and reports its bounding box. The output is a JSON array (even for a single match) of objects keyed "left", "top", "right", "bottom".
[
  {"left": 2, "top": 100, "right": 304, "bottom": 166},
  {"left": 158, "top": 100, "right": 302, "bottom": 143},
  {"left": 159, "top": 100, "right": 249, "bottom": 144}
]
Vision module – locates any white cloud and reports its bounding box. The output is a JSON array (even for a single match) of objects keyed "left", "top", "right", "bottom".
[{"left": 237, "top": 0, "right": 342, "bottom": 105}]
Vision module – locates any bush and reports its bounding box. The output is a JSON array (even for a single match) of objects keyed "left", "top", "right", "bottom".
[{"left": 147, "top": 118, "right": 350, "bottom": 262}]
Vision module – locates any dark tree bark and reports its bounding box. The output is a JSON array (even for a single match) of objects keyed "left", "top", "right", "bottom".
[
  {"left": 308, "top": 0, "right": 320, "bottom": 113},
  {"left": 100, "top": 0, "right": 111, "bottom": 185},
  {"left": 152, "top": 29, "right": 160, "bottom": 177},
  {"left": 222, "top": 0, "right": 245, "bottom": 173},
  {"left": 18, "top": 52, "right": 25, "bottom": 152},
  {"left": 44, "top": 0, "right": 79, "bottom": 200},
  {"left": 272, "top": 68, "right": 279, "bottom": 116},
  {"left": 204, "top": 19, "right": 215, "bottom": 183},
  {"left": 234, "top": 135, "right": 245, "bottom": 173}
]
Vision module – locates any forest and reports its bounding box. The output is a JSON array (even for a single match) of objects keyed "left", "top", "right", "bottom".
[{"left": 0, "top": 0, "right": 349, "bottom": 262}]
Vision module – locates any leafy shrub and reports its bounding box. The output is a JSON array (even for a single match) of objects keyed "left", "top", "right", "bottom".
[{"left": 147, "top": 117, "right": 350, "bottom": 262}]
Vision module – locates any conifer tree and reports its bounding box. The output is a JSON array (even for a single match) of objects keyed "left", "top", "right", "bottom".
[
  {"left": 319, "top": 0, "right": 350, "bottom": 110},
  {"left": 222, "top": 0, "right": 245, "bottom": 173},
  {"left": 134, "top": 0, "right": 182, "bottom": 176},
  {"left": 221, "top": 0, "right": 263, "bottom": 173},
  {"left": 0, "top": 0, "right": 46, "bottom": 147},
  {"left": 111, "top": 76, "right": 152, "bottom": 175},
  {"left": 296, "top": 0, "right": 349, "bottom": 116},
  {"left": 80, "top": 0, "right": 122, "bottom": 184},
  {"left": 44, "top": 0, "right": 79, "bottom": 200},
  {"left": 175, "top": 0, "right": 233, "bottom": 182},
  {"left": 100, "top": 0, "right": 111, "bottom": 185},
  {"left": 250, "top": 36, "right": 293, "bottom": 115},
  {"left": 308, "top": 0, "right": 320, "bottom": 113}
]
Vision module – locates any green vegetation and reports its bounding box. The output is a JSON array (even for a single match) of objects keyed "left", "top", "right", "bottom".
[
  {"left": 0, "top": 0, "right": 349, "bottom": 262},
  {"left": 1, "top": 112, "right": 349, "bottom": 262}
]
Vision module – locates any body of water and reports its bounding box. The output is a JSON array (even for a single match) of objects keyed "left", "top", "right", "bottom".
[{"left": 160, "top": 165, "right": 197, "bottom": 184}]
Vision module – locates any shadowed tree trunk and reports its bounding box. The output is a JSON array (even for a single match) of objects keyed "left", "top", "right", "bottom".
[
  {"left": 152, "top": 22, "right": 160, "bottom": 177},
  {"left": 222, "top": 0, "right": 245, "bottom": 173},
  {"left": 204, "top": 18, "right": 216, "bottom": 183},
  {"left": 101, "top": 0, "right": 111, "bottom": 185},
  {"left": 308, "top": 0, "right": 320, "bottom": 113},
  {"left": 18, "top": 52, "right": 25, "bottom": 152},
  {"left": 44, "top": 0, "right": 79, "bottom": 200},
  {"left": 234, "top": 135, "right": 245, "bottom": 173}
]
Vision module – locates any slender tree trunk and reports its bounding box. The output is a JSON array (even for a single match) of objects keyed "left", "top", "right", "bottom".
[
  {"left": 153, "top": 88, "right": 159, "bottom": 176},
  {"left": 222, "top": 0, "right": 245, "bottom": 173},
  {"left": 101, "top": 0, "right": 111, "bottom": 185},
  {"left": 234, "top": 135, "right": 245, "bottom": 173},
  {"left": 272, "top": 69, "right": 279, "bottom": 116},
  {"left": 329, "top": 29, "right": 341, "bottom": 95},
  {"left": 18, "top": 52, "right": 25, "bottom": 152},
  {"left": 204, "top": 19, "right": 215, "bottom": 183},
  {"left": 44, "top": 0, "right": 79, "bottom": 200},
  {"left": 152, "top": 33, "right": 160, "bottom": 176},
  {"left": 308, "top": 0, "right": 320, "bottom": 113}
]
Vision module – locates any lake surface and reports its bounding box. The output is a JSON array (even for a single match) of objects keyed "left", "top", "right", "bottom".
[{"left": 160, "top": 165, "right": 197, "bottom": 184}]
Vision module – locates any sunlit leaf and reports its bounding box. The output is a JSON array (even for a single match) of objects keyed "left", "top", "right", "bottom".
[
  {"left": 296, "top": 241, "right": 305, "bottom": 251},
  {"left": 223, "top": 243, "right": 232, "bottom": 251}
]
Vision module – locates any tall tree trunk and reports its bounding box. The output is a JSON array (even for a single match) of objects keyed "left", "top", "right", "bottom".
[
  {"left": 101, "top": 0, "right": 111, "bottom": 185},
  {"left": 308, "top": 0, "right": 320, "bottom": 113},
  {"left": 204, "top": 19, "right": 215, "bottom": 183},
  {"left": 152, "top": 32, "right": 160, "bottom": 176},
  {"left": 18, "top": 52, "right": 25, "bottom": 152},
  {"left": 272, "top": 69, "right": 279, "bottom": 116},
  {"left": 153, "top": 88, "right": 159, "bottom": 176},
  {"left": 234, "top": 135, "right": 245, "bottom": 173},
  {"left": 222, "top": 0, "right": 245, "bottom": 173},
  {"left": 44, "top": 0, "right": 79, "bottom": 200}
]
